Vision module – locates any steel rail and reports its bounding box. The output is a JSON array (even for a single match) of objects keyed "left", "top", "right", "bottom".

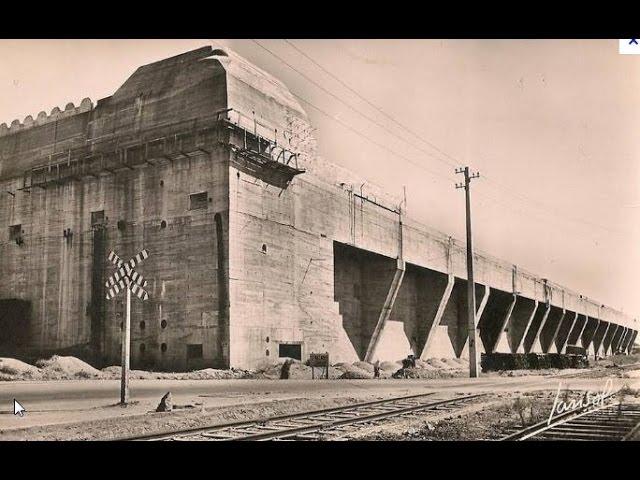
[
  {"left": 225, "top": 394, "right": 486, "bottom": 441},
  {"left": 126, "top": 392, "right": 485, "bottom": 441},
  {"left": 502, "top": 389, "right": 640, "bottom": 441},
  {"left": 120, "top": 391, "right": 438, "bottom": 441}
]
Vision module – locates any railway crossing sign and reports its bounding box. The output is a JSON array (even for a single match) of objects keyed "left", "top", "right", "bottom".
[
  {"left": 105, "top": 248, "right": 150, "bottom": 405},
  {"left": 106, "top": 249, "right": 150, "bottom": 300}
]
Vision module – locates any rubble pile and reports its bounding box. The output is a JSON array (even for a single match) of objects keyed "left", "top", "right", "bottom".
[{"left": 0, "top": 355, "right": 470, "bottom": 382}]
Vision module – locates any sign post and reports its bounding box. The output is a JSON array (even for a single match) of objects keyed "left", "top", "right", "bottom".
[
  {"left": 105, "top": 249, "right": 150, "bottom": 405},
  {"left": 309, "top": 352, "right": 329, "bottom": 380}
]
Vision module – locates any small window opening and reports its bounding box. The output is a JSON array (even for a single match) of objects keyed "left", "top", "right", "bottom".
[
  {"left": 139, "top": 321, "right": 145, "bottom": 330},
  {"left": 161, "top": 343, "right": 167, "bottom": 353},
  {"left": 160, "top": 220, "right": 167, "bottom": 229},
  {"left": 117, "top": 220, "right": 126, "bottom": 231},
  {"left": 9, "top": 224, "right": 23, "bottom": 245},
  {"left": 139, "top": 343, "right": 146, "bottom": 354},
  {"left": 189, "top": 192, "right": 208, "bottom": 210},
  {"left": 91, "top": 210, "right": 105, "bottom": 226},
  {"left": 161, "top": 320, "right": 167, "bottom": 329},
  {"left": 261, "top": 244, "right": 267, "bottom": 254}
]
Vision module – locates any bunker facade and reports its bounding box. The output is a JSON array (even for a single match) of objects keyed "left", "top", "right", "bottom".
[{"left": 0, "top": 46, "right": 637, "bottom": 370}]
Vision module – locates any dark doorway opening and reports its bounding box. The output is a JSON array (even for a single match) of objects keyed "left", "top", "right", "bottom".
[
  {"left": 279, "top": 343, "right": 302, "bottom": 360},
  {"left": 186, "top": 343, "right": 204, "bottom": 371},
  {"left": 0, "top": 299, "right": 31, "bottom": 353}
]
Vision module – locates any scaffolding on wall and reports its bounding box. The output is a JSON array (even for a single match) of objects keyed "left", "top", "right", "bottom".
[{"left": 16, "top": 108, "right": 304, "bottom": 192}]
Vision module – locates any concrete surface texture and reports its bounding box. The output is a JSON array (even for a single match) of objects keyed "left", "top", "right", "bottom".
[{"left": 0, "top": 45, "right": 637, "bottom": 370}]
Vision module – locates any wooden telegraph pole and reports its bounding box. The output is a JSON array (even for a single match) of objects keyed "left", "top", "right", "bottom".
[
  {"left": 106, "top": 249, "right": 150, "bottom": 405},
  {"left": 456, "top": 167, "right": 480, "bottom": 378}
]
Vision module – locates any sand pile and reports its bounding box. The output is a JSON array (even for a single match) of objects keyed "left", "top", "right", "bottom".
[
  {"left": 380, "top": 361, "right": 402, "bottom": 372},
  {"left": 244, "top": 359, "right": 314, "bottom": 379},
  {"left": 0, "top": 358, "right": 43, "bottom": 381},
  {"left": 442, "top": 358, "right": 466, "bottom": 369},
  {"left": 388, "top": 356, "right": 469, "bottom": 379},
  {"left": 0, "top": 352, "right": 470, "bottom": 382},
  {"left": 353, "top": 361, "right": 375, "bottom": 373},
  {"left": 425, "top": 358, "right": 454, "bottom": 370},
  {"left": 338, "top": 364, "right": 374, "bottom": 379},
  {"left": 414, "top": 359, "right": 436, "bottom": 370},
  {"left": 36, "top": 356, "right": 103, "bottom": 379},
  {"left": 101, "top": 366, "right": 250, "bottom": 380},
  {"left": 100, "top": 366, "right": 122, "bottom": 379}
]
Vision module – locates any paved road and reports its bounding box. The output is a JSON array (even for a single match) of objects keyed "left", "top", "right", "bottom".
[{"left": 0, "top": 371, "right": 636, "bottom": 431}]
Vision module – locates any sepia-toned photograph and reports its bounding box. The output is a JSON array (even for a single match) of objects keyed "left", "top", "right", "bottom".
[{"left": 0, "top": 38, "right": 639, "bottom": 442}]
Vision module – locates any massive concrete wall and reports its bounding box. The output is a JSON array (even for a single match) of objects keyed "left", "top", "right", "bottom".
[
  {"left": 1, "top": 44, "right": 637, "bottom": 370},
  {"left": 0, "top": 47, "right": 231, "bottom": 369},
  {"left": 222, "top": 46, "right": 638, "bottom": 367}
]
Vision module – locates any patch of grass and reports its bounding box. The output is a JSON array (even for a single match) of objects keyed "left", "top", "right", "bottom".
[{"left": 618, "top": 384, "right": 640, "bottom": 397}]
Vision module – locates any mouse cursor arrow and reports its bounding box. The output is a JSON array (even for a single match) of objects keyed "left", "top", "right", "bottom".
[{"left": 13, "top": 399, "right": 26, "bottom": 417}]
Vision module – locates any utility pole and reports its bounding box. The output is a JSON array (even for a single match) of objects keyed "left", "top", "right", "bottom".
[{"left": 456, "top": 166, "right": 480, "bottom": 378}]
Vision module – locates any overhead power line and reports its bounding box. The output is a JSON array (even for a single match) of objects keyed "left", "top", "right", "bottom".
[
  {"left": 282, "top": 39, "right": 459, "bottom": 169},
  {"left": 292, "top": 94, "right": 456, "bottom": 185},
  {"left": 254, "top": 39, "right": 633, "bottom": 238},
  {"left": 251, "top": 39, "right": 457, "bottom": 175}
]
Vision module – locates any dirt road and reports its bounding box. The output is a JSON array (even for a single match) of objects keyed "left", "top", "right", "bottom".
[{"left": 1, "top": 368, "right": 637, "bottom": 438}]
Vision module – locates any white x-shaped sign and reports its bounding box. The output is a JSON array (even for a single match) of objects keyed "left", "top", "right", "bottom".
[{"left": 105, "top": 249, "right": 150, "bottom": 300}]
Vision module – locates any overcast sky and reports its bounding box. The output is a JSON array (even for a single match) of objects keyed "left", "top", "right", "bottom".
[{"left": 1, "top": 39, "right": 638, "bottom": 317}]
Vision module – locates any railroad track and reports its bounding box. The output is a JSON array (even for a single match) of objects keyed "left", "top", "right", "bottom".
[
  {"left": 128, "top": 392, "right": 485, "bottom": 441},
  {"left": 502, "top": 394, "right": 640, "bottom": 441}
]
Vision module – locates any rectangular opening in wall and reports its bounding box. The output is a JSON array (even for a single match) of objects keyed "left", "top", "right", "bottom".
[
  {"left": 189, "top": 192, "right": 208, "bottom": 210},
  {"left": 91, "top": 210, "right": 105, "bottom": 226},
  {"left": 278, "top": 343, "right": 302, "bottom": 360},
  {"left": 9, "top": 224, "right": 21, "bottom": 242},
  {"left": 187, "top": 344, "right": 203, "bottom": 359},
  {"left": 0, "top": 299, "right": 31, "bottom": 349}
]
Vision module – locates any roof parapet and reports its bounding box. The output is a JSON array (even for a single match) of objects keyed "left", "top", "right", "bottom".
[{"left": 0, "top": 97, "right": 93, "bottom": 138}]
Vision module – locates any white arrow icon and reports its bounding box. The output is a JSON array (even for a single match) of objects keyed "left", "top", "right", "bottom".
[{"left": 13, "top": 399, "right": 26, "bottom": 417}]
